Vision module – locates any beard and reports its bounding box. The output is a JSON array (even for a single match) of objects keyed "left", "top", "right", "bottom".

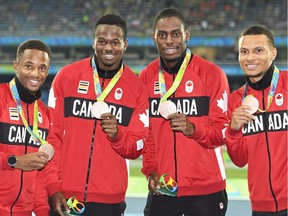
[
  {"left": 246, "top": 70, "right": 267, "bottom": 83},
  {"left": 103, "top": 62, "right": 114, "bottom": 67},
  {"left": 246, "top": 71, "right": 265, "bottom": 78},
  {"left": 164, "top": 56, "right": 180, "bottom": 63}
]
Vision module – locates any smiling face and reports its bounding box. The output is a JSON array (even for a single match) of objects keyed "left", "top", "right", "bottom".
[
  {"left": 153, "top": 16, "right": 190, "bottom": 68},
  {"left": 92, "top": 24, "right": 127, "bottom": 71},
  {"left": 238, "top": 34, "right": 277, "bottom": 83},
  {"left": 14, "top": 49, "right": 50, "bottom": 95}
]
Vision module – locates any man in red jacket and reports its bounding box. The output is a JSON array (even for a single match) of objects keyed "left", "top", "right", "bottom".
[
  {"left": 45, "top": 14, "right": 149, "bottom": 216},
  {"left": 139, "top": 7, "right": 230, "bottom": 216},
  {"left": 225, "top": 25, "right": 287, "bottom": 216},
  {"left": 0, "top": 39, "right": 51, "bottom": 215}
]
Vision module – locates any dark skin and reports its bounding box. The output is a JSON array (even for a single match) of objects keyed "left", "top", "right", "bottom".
[
  {"left": 168, "top": 113, "right": 195, "bottom": 136},
  {"left": 50, "top": 23, "right": 125, "bottom": 216},
  {"left": 100, "top": 113, "right": 119, "bottom": 139},
  {"left": 230, "top": 105, "right": 255, "bottom": 130},
  {"left": 148, "top": 16, "right": 194, "bottom": 195},
  {"left": 10, "top": 49, "right": 50, "bottom": 171}
]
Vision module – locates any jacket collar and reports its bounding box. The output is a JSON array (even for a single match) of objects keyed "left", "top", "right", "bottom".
[
  {"left": 92, "top": 55, "right": 123, "bottom": 79},
  {"left": 160, "top": 50, "right": 193, "bottom": 74},
  {"left": 247, "top": 63, "right": 274, "bottom": 90},
  {"left": 14, "top": 76, "right": 41, "bottom": 104}
]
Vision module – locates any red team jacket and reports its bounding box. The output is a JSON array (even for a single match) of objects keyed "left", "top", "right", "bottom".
[
  {"left": 139, "top": 53, "right": 230, "bottom": 196},
  {"left": 44, "top": 57, "right": 148, "bottom": 204},
  {"left": 0, "top": 82, "right": 50, "bottom": 215},
  {"left": 225, "top": 68, "right": 287, "bottom": 212}
]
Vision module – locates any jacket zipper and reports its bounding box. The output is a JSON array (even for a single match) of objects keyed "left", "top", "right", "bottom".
[
  {"left": 262, "top": 89, "right": 278, "bottom": 211},
  {"left": 83, "top": 119, "right": 97, "bottom": 201},
  {"left": 83, "top": 72, "right": 107, "bottom": 201},
  {"left": 10, "top": 103, "right": 29, "bottom": 215},
  {"left": 172, "top": 73, "right": 178, "bottom": 182}
]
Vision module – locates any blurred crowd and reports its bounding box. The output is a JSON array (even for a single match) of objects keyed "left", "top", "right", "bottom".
[{"left": 0, "top": 0, "right": 286, "bottom": 37}]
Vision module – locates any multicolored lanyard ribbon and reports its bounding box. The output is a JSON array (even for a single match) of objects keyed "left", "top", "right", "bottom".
[
  {"left": 9, "top": 78, "right": 47, "bottom": 144},
  {"left": 159, "top": 49, "right": 191, "bottom": 102},
  {"left": 242, "top": 66, "right": 280, "bottom": 113},
  {"left": 91, "top": 56, "right": 123, "bottom": 101}
]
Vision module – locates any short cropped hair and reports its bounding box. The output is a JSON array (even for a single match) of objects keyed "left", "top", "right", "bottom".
[
  {"left": 153, "top": 7, "right": 187, "bottom": 31},
  {"left": 94, "top": 14, "right": 127, "bottom": 40},
  {"left": 16, "top": 39, "right": 51, "bottom": 61},
  {"left": 238, "top": 25, "right": 275, "bottom": 47}
]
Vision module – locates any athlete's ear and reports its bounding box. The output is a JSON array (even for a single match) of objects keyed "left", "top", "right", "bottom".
[
  {"left": 92, "top": 38, "right": 95, "bottom": 50},
  {"left": 152, "top": 32, "right": 156, "bottom": 45},
  {"left": 13, "top": 60, "right": 19, "bottom": 75},
  {"left": 271, "top": 47, "right": 277, "bottom": 61},
  {"left": 185, "top": 29, "right": 190, "bottom": 43},
  {"left": 124, "top": 39, "right": 128, "bottom": 51}
]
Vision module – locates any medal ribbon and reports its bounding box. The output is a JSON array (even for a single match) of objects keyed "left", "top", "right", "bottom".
[
  {"left": 9, "top": 78, "right": 47, "bottom": 144},
  {"left": 159, "top": 49, "right": 191, "bottom": 102},
  {"left": 91, "top": 56, "right": 123, "bottom": 101},
  {"left": 242, "top": 66, "right": 280, "bottom": 112}
]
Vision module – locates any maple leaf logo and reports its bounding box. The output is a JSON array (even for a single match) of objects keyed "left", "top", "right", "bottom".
[
  {"left": 217, "top": 90, "right": 228, "bottom": 113},
  {"left": 48, "top": 87, "right": 57, "bottom": 109},
  {"left": 38, "top": 112, "right": 43, "bottom": 123},
  {"left": 114, "top": 87, "right": 123, "bottom": 100},
  {"left": 139, "top": 109, "right": 149, "bottom": 127}
]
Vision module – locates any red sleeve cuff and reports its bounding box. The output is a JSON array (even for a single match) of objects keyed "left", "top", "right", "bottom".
[
  {"left": 227, "top": 125, "right": 243, "bottom": 137},
  {"left": 108, "top": 127, "right": 125, "bottom": 144},
  {"left": 190, "top": 122, "right": 203, "bottom": 140},
  {"left": 2, "top": 153, "right": 14, "bottom": 170},
  {"left": 34, "top": 208, "right": 50, "bottom": 215},
  {"left": 47, "top": 182, "right": 62, "bottom": 197},
  {"left": 141, "top": 165, "right": 157, "bottom": 178}
]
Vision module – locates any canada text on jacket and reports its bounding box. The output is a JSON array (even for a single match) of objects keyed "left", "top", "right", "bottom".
[
  {"left": 149, "top": 97, "right": 210, "bottom": 117},
  {"left": 0, "top": 123, "right": 48, "bottom": 147},
  {"left": 243, "top": 110, "right": 288, "bottom": 136},
  {"left": 64, "top": 97, "right": 133, "bottom": 126}
]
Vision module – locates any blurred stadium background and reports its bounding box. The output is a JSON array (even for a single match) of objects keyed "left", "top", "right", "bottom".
[
  {"left": 0, "top": 0, "right": 287, "bottom": 99},
  {"left": 0, "top": 1, "right": 287, "bottom": 215}
]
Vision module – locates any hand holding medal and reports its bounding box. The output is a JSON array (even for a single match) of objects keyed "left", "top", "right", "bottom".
[
  {"left": 231, "top": 94, "right": 259, "bottom": 130},
  {"left": 38, "top": 143, "right": 54, "bottom": 161},
  {"left": 91, "top": 101, "right": 111, "bottom": 119},
  {"left": 242, "top": 95, "right": 259, "bottom": 114},
  {"left": 159, "top": 100, "right": 177, "bottom": 119}
]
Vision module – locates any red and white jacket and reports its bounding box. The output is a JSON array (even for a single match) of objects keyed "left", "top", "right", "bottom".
[
  {"left": 139, "top": 53, "right": 230, "bottom": 196},
  {"left": 44, "top": 57, "right": 149, "bottom": 204},
  {"left": 225, "top": 66, "right": 287, "bottom": 212},
  {"left": 0, "top": 80, "right": 50, "bottom": 216}
]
